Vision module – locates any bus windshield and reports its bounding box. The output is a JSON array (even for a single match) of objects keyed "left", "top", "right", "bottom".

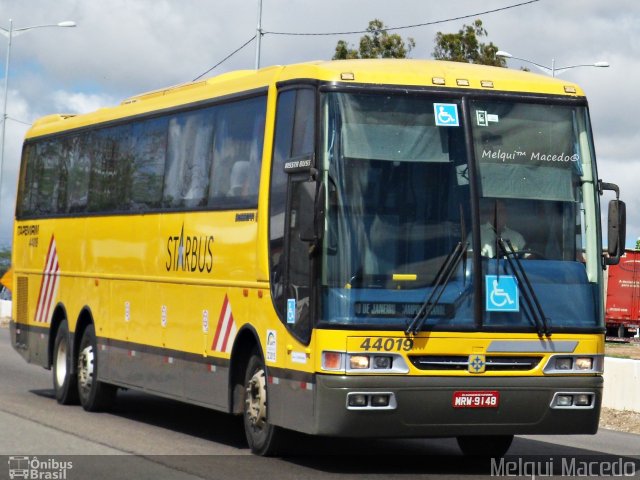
[{"left": 319, "top": 91, "right": 600, "bottom": 331}]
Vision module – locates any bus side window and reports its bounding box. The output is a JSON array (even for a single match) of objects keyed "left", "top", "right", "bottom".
[{"left": 209, "top": 97, "right": 266, "bottom": 208}]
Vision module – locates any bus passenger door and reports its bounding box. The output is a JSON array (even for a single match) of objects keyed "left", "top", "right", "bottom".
[
  {"left": 268, "top": 86, "right": 317, "bottom": 432},
  {"left": 283, "top": 176, "right": 315, "bottom": 346},
  {"left": 278, "top": 175, "right": 317, "bottom": 432}
]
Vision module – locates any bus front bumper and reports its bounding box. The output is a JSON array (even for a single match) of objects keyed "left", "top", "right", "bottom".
[{"left": 312, "top": 374, "right": 602, "bottom": 438}]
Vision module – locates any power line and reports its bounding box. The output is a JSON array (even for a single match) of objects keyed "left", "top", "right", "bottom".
[
  {"left": 264, "top": 0, "right": 540, "bottom": 36},
  {"left": 7, "top": 116, "right": 31, "bottom": 126},
  {"left": 193, "top": 34, "right": 257, "bottom": 81},
  {"left": 193, "top": 0, "right": 540, "bottom": 77}
]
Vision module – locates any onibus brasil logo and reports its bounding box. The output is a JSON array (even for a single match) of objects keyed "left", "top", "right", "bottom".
[{"left": 8, "top": 456, "right": 73, "bottom": 479}]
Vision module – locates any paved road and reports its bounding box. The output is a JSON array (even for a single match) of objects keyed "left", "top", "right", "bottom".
[{"left": 0, "top": 325, "right": 638, "bottom": 479}]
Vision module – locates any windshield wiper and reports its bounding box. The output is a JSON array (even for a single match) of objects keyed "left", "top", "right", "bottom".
[
  {"left": 405, "top": 240, "right": 468, "bottom": 335},
  {"left": 498, "top": 238, "right": 552, "bottom": 337}
]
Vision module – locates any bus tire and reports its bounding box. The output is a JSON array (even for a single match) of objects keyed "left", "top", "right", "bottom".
[
  {"left": 243, "top": 352, "right": 284, "bottom": 456},
  {"left": 77, "top": 324, "right": 116, "bottom": 412},
  {"left": 52, "top": 320, "right": 79, "bottom": 405},
  {"left": 456, "top": 434, "right": 514, "bottom": 457}
]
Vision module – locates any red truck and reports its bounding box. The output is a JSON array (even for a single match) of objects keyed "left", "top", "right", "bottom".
[{"left": 606, "top": 249, "right": 640, "bottom": 340}]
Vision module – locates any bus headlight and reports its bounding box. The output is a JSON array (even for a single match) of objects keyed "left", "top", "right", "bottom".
[
  {"left": 321, "top": 351, "right": 410, "bottom": 374},
  {"left": 373, "top": 356, "right": 392, "bottom": 369},
  {"left": 349, "top": 355, "right": 370, "bottom": 369},
  {"left": 555, "top": 357, "right": 573, "bottom": 370},
  {"left": 575, "top": 357, "right": 593, "bottom": 370},
  {"left": 544, "top": 355, "right": 603, "bottom": 374}
]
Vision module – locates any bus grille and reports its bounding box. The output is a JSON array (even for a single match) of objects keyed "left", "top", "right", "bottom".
[
  {"left": 409, "top": 355, "right": 542, "bottom": 371},
  {"left": 17, "top": 276, "right": 28, "bottom": 324}
]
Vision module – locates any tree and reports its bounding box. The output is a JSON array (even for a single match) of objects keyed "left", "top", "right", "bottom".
[
  {"left": 333, "top": 19, "right": 415, "bottom": 60},
  {"left": 432, "top": 19, "right": 505, "bottom": 67},
  {"left": 0, "top": 247, "right": 9, "bottom": 277}
]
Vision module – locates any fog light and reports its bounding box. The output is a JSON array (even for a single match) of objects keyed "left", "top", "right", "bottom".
[
  {"left": 373, "top": 356, "right": 392, "bottom": 369},
  {"left": 574, "top": 394, "right": 592, "bottom": 406},
  {"left": 349, "top": 355, "right": 370, "bottom": 369},
  {"left": 348, "top": 394, "right": 368, "bottom": 407},
  {"left": 556, "top": 394, "right": 573, "bottom": 407},
  {"left": 575, "top": 357, "right": 593, "bottom": 370},
  {"left": 555, "top": 357, "right": 573, "bottom": 370},
  {"left": 370, "top": 394, "right": 390, "bottom": 407}
]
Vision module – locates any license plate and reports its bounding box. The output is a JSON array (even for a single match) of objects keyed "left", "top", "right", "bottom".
[{"left": 452, "top": 391, "right": 500, "bottom": 408}]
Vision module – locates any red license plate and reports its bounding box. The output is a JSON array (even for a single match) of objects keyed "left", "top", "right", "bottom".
[{"left": 452, "top": 391, "right": 500, "bottom": 408}]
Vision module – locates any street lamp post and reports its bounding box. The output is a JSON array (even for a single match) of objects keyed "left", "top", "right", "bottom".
[
  {"left": 0, "top": 19, "right": 76, "bottom": 220},
  {"left": 496, "top": 50, "right": 609, "bottom": 77}
]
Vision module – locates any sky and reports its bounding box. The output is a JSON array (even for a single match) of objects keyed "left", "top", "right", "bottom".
[{"left": 0, "top": 0, "right": 638, "bottom": 249}]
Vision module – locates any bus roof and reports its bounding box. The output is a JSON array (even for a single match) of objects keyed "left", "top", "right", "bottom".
[{"left": 26, "top": 59, "right": 585, "bottom": 139}]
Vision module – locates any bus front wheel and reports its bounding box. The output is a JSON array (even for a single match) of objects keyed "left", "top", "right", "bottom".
[
  {"left": 77, "top": 324, "right": 117, "bottom": 412},
  {"left": 52, "top": 320, "right": 79, "bottom": 405},
  {"left": 456, "top": 434, "right": 514, "bottom": 457},
  {"left": 243, "top": 352, "right": 284, "bottom": 456}
]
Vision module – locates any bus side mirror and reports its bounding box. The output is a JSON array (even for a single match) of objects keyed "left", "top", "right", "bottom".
[
  {"left": 297, "top": 179, "right": 325, "bottom": 245},
  {"left": 606, "top": 199, "right": 626, "bottom": 265}
]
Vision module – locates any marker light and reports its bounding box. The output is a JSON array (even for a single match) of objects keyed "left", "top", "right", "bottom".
[
  {"left": 575, "top": 357, "right": 593, "bottom": 370},
  {"left": 349, "top": 355, "right": 370, "bottom": 370},
  {"left": 322, "top": 351, "right": 343, "bottom": 371}
]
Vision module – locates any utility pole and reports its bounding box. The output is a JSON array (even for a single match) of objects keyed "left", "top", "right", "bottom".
[{"left": 254, "top": 0, "right": 263, "bottom": 69}]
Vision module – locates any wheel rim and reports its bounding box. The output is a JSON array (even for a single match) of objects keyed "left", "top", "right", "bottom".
[
  {"left": 246, "top": 368, "right": 267, "bottom": 430},
  {"left": 78, "top": 345, "right": 95, "bottom": 393},
  {"left": 54, "top": 338, "right": 68, "bottom": 388}
]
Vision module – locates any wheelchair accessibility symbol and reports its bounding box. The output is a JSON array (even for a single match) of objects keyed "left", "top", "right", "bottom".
[
  {"left": 486, "top": 275, "right": 519, "bottom": 312},
  {"left": 434, "top": 103, "right": 459, "bottom": 127}
]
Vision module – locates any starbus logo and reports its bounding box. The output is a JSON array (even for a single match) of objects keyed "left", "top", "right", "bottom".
[{"left": 165, "top": 224, "right": 214, "bottom": 273}]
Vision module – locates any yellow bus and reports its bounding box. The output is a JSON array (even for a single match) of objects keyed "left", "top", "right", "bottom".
[{"left": 10, "top": 59, "right": 625, "bottom": 456}]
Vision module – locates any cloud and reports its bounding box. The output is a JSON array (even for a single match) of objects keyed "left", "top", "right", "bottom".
[
  {"left": 0, "top": 0, "right": 639, "bottom": 247},
  {"left": 51, "top": 91, "right": 118, "bottom": 114},
  {"left": 0, "top": 91, "right": 31, "bottom": 247}
]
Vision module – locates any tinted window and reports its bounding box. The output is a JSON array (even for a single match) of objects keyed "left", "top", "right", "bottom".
[
  {"left": 208, "top": 97, "right": 266, "bottom": 208},
  {"left": 163, "top": 109, "right": 214, "bottom": 209},
  {"left": 16, "top": 94, "right": 266, "bottom": 218},
  {"left": 269, "top": 88, "right": 315, "bottom": 319},
  {"left": 130, "top": 117, "right": 167, "bottom": 210}
]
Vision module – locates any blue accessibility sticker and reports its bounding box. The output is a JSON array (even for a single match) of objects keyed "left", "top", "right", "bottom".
[
  {"left": 486, "top": 275, "right": 519, "bottom": 312},
  {"left": 287, "top": 298, "right": 296, "bottom": 324},
  {"left": 434, "top": 103, "right": 459, "bottom": 127}
]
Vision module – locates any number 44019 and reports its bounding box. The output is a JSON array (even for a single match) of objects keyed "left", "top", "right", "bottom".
[{"left": 359, "top": 337, "right": 414, "bottom": 352}]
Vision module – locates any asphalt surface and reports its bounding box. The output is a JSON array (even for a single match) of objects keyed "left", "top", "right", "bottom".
[{"left": 0, "top": 325, "right": 638, "bottom": 479}]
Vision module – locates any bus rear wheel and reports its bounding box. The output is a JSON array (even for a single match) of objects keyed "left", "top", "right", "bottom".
[
  {"left": 456, "top": 434, "right": 514, "bottom": 457},
  {"left": 52, "top": 320, "right": 79, "bottom": 405},
  {"left": 243, "top": 352, "right": 285, "bottom": 456},
  {"left": 77, "top": 324, "right": 117, "bottom": 412}
]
